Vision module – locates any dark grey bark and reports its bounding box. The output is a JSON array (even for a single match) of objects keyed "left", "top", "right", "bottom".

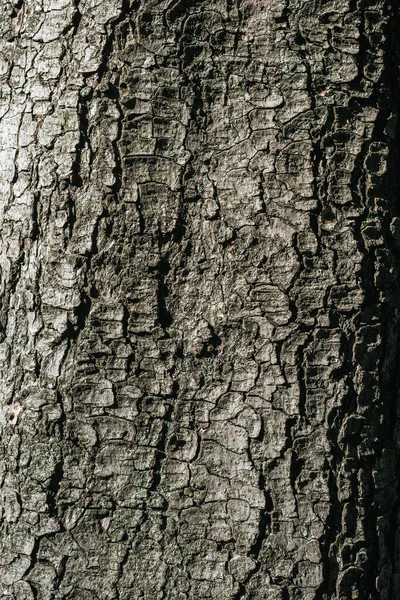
[{"left": 0, "top": 0, "right": 399, "bottom": 599}]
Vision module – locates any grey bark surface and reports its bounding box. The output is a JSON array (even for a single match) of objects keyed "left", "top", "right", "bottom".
[{"left": 0, "top": 0, "right": 399, "bottom": 599}]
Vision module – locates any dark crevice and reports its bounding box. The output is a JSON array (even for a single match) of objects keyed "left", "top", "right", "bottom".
[
  {"left": 154, "top": 257, "right": 173, "bottom": 329},
  {"left": 50, "top": 556, "right": 68, "bottom": 600},
  {"left": 249, "top": 474, "right": 271, "bottom": 560},
  {"left": 289, "top": 450, "right": 304, "bottom": 511},
  {"left": 72, "top": 87, "right": 92, "bottom": 187},
  {"left": 74, "top": 290, "right": 92, "bottom": 335},
  {"left": 31, "top": 192, "right": 40, "bottom": 241}
]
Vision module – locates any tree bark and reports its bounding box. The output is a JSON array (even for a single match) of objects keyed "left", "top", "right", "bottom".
[{"left": 0, "top": 0, "right": 399, "bottom": 599}]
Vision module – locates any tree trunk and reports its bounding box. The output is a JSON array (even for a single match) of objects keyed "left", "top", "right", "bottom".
[{"left": 0, "top": 1, "right": 399, "bottom": 599}]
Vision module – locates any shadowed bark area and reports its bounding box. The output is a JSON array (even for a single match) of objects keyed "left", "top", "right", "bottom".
[{"left": 0, "top": 1, "right": 399, "bottom": 599}]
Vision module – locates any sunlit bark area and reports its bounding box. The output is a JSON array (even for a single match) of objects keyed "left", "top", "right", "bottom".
[{"left": 0, "top": 1, "right": 399, "bottom": 599}]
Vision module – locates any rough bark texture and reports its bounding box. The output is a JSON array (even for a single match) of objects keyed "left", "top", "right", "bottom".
[{"left": 0, "top": 1, "right": 400, "bottom": 599}]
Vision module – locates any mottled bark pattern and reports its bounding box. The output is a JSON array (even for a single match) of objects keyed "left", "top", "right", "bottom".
[{"left": 0, "top": 0, "right": 399, "bottom": 599}]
